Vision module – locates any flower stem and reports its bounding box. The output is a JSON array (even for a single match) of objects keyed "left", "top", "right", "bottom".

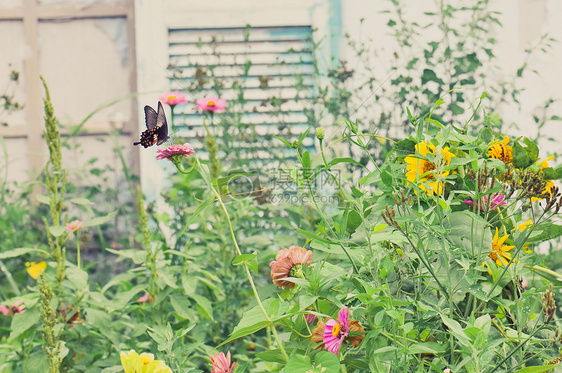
[
  {"left": 181, "top": 159, "right": 289, "bottom": 362},
  {"left": 76, "top": 237, "right": 81, "bottom": 269}
]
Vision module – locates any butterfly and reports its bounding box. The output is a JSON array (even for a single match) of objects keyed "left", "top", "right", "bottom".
[{"left": 133, "top": 101, "right": 170, "bottom": 148}]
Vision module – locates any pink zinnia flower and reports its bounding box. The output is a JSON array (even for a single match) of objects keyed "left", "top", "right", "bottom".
[
  {"left": 209, "top": 351, "right": 236, "bottom": 373},
  {"left": 156, "top": 143, "right": 195, "bottom": 161},
  {"left": 66, "top": 220, "right": 83, "bottom": 233},
  {"left": 323, "top": 307, "right": 350, "bottom": 354},
  {"left": 311, "top": 307, "right": 364, "bottom": 354},
  {"left": 159, "top": 90, "right": 188, "bottom": 107},
  {"left": 464, "top": 194, "right": 506, "bottom": 211},
  {"left": 0, "top": 305, "right": 10, "bottom": 316},
  {"left": 196, "top": 97, "right": 227, "bottom": 113},
  {"left": 305, "top": 313, "right": 317, "bottom": 325},
  {"left": 137, "top": 292, "right": 155, "bottom": 304},
  {"left": 0, "top": 300, "right": 25, "bottom": 316},
  {"left": 269, "top": 245, "right": 312, "bottom": 289}
]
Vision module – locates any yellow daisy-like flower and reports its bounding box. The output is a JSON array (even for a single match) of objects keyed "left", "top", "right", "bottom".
[
  {"left": 120, "top": 349, "right": 172, "bottom": 373},
  {"left": 26, "top": 261, "right": 47, "bottom": 280},
  {"left": 488, "top": 136, "right": 512, "bottom": 165},
  {"left": 531, "top": 155, "right": 555, "bottom": 202},
  {"left": 405, "top": 141, "right": 455, "bottom": 195},
  {"left": 482, "top": 228, "right": 516, "bottom": 274},
  {"left": 518, "top": 219, "right": 533, "bottom": 232}
]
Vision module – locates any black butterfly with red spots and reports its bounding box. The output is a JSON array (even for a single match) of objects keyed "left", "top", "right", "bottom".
[{"left": 133, "top": 101, "right": 170, "bottom": 148}]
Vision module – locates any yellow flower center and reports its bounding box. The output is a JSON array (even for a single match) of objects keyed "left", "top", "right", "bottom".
[
  {"left": 488, "top": 143, "right": 512, "bottom": 165},
  {"left": 168, "top": 95, "right": 176, "bottom": 101},
  {"left": 421, "top": 161, "right": 437, "bottom": 180},
  {"left": 332, "top": 323, "right": 341, "bottom": 337},
  {"left": 140, "top": 356, "right": 151, "bottom": 365},
  {"left": 208, "top": 100, "right": 216, "bottom": 106}
]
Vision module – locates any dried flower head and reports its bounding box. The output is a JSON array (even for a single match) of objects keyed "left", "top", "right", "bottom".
[
  {"left": 488, "top": 136, "right": 512, "bottom": 165},
  {"left": 542, "top": 284, "right": 556, "bottom": 324},
  {"left": 270, "top": 245, "right": 312, "bottom": 289}
]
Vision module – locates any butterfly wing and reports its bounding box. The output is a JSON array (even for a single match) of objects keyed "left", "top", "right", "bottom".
[
  {"left": 155, "top": 101, "right": 170, "bottom": 145},
  {"left": 144, "top": 105, "right": 159, "bottom": 130}
]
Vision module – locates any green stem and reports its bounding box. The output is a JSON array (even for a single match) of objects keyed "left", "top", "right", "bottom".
[
  {"left": 76, "top": 236, "right": 81, "bottom": 269},
  {"left": 177, "top": 159, "right": 289, "bottom": 362},
  {"left": 0, "top": 260, "right": 20, "bottom": 296}
]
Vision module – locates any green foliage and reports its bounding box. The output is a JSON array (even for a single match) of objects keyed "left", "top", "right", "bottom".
[{"left": 1, "top": 4, "right": 562, "bottom": 373}]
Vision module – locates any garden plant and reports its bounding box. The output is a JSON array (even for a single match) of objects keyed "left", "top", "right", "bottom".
[{"left": 1, "top": 2, "right": 562, "bottom": 373}]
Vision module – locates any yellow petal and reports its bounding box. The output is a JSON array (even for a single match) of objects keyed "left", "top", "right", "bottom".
[{"left": 26, "top": 261, "right": 47, "bottom": 280}]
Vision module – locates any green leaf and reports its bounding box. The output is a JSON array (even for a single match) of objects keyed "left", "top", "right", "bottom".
[
  {"left": 49, "top": 225, "right": 66, "bottom": 237},
  {"left": 301, "top": 151, "right": 311, "bottom": 179},
  {"left": 213, "top": 173, "right": 253, "bottom": 190},
  {"left": 106, "top": 248, "right": 146, "bottom": 264},
  {"left": 187, "top": 293, "right": 213, "bottom": 321},
  {"left": 255, "top": 349, "right": 287, "bottom": 364},
  {"left": 294, "top": 226, "right": 333, "bottom": 244},
  {"left": 36, "top": 194, "right": 50, "bottom": 205},
  {"left": 66, "top": 267, "right": 89, "bottom": 291},
  {"left": 10, "top": 307, "right": 39, "bottom": 340},
  {"left": 327, "top": 157, "right": 365, "bottom": 168},
  {"left": 0, "top": 248, "right": 48, "bottom": 259},
  {"left": 526, "top": 223, "right": 562, "bottom": 243},
  {"left": 421, "top": 69, "right": 444, "bottom": 85},
  {"left": 232, "top": 252, "right": 258, "bottom": 273},
  {"left": 101, "top": 367, "right": 124, "bottom": 373},
  {"left": 178, "top": 195, "right": 215, "bottom": 238},
  {"left": 220, "top": 298, "right": 289, "bottom": 346},
  {"left": 512, "top": 140, "right": 531, "bottom": 169},
  {"left": 23, "top": 350, "right": 49, "bottom": 373},
  {"left": 381, "top": 169, "right": 393, "bottom": 187},
  {"left": 523, "top": 137, "right": 539, "bottom": 163},
  {"left": 82, "top": 210, "right": 118, "bottom": 228},
  {"left": 478, "top": 127, "right": 492, "bottom": 144},
  {"left": 408, "top": 342, "right": 446, "bottom": 355},
  {"left": 70, "top": 197, "right": 94, "bottom": 206},
  {"left": 514, "top": 366, "right": 557, "bottom": 373},
  {"left": 285, "top": 352, "right": 340, "bottom": 373},
  {"left": 298, "top": 127, "right": 311, "bottom": 144},
  {"left": 275, "top": 136, "right": 292, "bottom": 148}
]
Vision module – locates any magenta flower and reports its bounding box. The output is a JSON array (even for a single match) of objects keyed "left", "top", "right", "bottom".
[
  {"left": 196, "top": 97, "right": 227, "bottom": 113},
  {"left": 0, "top": 305, "right": 9, "bottom": 316},
  {"left": 156, "top": 143, "right": 195, "bottom": 161},
  {"left": 465, "top": 194, "right": 506, "bottom": 211},
  {"left": 0, "top": 300, "right": 25, "bottom": 316},
  {"left": 159, "top": 90, "right": 188, "bottom": 107},
  {"left": 66, "top": 220, "right": 83, "bottom": 233},
  {"left": 305, "top": 313, "right": 317, "bottom": 325},
  {"left": 323, "top": 307, "right": 350, "bottom": 354},
  {"left": 137, "top": 292, "right": 155, "bottom": 304},
  {"left": 209, "top": 351, "right": 236, "bottom": 373}
]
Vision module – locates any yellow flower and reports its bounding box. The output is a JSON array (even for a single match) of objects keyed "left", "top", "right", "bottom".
[
  {"left": 120, "top": 349, "right": 172, "bottom": 373},
  {"left": 405, "top": 141, "right": 455, "bottom": 195},
  {"left": 532, "top": 155, "right": 555, "bottom": 202},
  {"left": 482, "top": 228, "right": 516, "bottom": 274},
  {"left": 518, "top": 219, "right": 533, "bottom": 232},
  {"left": 26, "top": 261, "right": 47, "bottom": 280},
  {"left": 488, "top": 136, "right": 512, "bottom": 165}
]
